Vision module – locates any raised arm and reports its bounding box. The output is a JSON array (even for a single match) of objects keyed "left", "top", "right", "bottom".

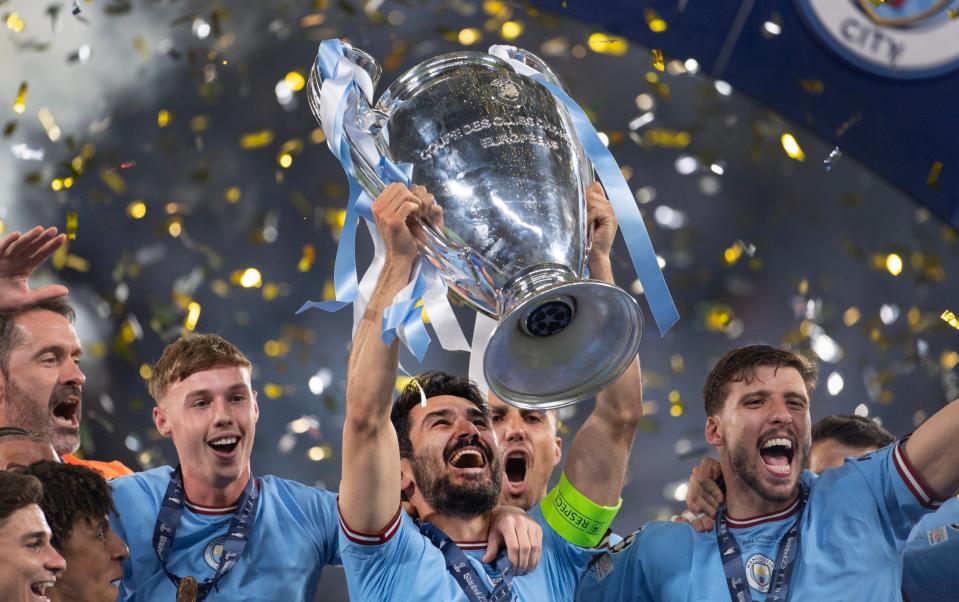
[
  {"left": 339, "top": 183, "right": 440, "bottom": 532},
  {"left": 563, "top": 182, "right": 643, "bottom": 506},
  {"left": 905, "top": 399, "right": 959, "bottom": 499},
  {"left": 0, "top": 226, "right": 68, "bottom": 311}
]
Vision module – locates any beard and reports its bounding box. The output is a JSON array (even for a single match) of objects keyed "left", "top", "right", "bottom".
[
  {"left": 3, "top": 376, "right": 80, "bottom": 455},
  {"left": 730, "top": 439, "right": 810, "bottom": 503},
  {"left": 412, "top": 441, "right": 502, "bottom": 518}
]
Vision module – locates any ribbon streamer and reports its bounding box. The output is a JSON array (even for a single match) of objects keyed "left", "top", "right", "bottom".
[
  {"left": 298, "top": 39, "right": 468, "bottom": 362},
  {"left": 489, "top": 45, "right": 679, "bottom": 336}
]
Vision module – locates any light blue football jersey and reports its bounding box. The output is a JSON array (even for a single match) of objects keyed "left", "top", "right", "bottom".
[
  {"left": 576, "top": 441, "right": 943, "bottom": 602},
  {"left": 110, "top": 466, "right": 340, "bottom": 601},
  {"left": 902, "top": 496, "right": 959, "bottom": 602},
  {"left": 338, "top": 503, "right": 596, "bottom": 601}
]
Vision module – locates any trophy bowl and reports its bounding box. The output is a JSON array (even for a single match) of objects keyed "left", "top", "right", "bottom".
[{"left": 309, "top": 44, "right": 643, "bottom": 409}]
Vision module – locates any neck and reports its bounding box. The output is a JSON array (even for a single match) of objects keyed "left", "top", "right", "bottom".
[
  {"left": 180, "top": 467, "right": 250, "bottom": 509},
  {"left": 417, "top": 504, "right": 492, "bottom": 542}
]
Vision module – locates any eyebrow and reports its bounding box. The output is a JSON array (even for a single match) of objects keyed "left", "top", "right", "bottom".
[
  {"left": 32, "top": 344, "right": 83, "bottom": 359},
  {"left": 21, "top": 531, "right": 48, "bottom": 543},
  {"left": 737, "top": 389, "right": 809, "bottom": 404},
  {"left": 183, "top": 383, "right": 249, "bottom": 400}
]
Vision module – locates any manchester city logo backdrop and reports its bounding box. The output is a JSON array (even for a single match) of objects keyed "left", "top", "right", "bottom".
[{"left": 797, "top": 0, "right": 959, "bottom": 78}]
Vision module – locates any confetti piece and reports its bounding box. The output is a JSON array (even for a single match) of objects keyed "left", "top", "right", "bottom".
[
  {"left": 644, "top": 8, "right": 667, "bottom": 32},
  {"left": 823, "top": 146, "right": 842, "bottom": 172},
  {"left": 458, "top": 28, "right": 481, "bottom": 45},
  {"left": 651, "top": 48, "right": 665, "bottom": 72},
  {"left": 126, "top": 201, "right": 147, "bottom": 219},
  {"left": 37, "top": 107, "right": 61, "bottom": 141},
  {"left": 65, "top": 212, "right": 78, "bottom": 240},
  {"left": 587, "top": 33, "right": 628, "bottom": 55},
  {"left": 13, "top": 82, "right": 27, "bottom": 114},
  {"left": 72, "top": 0, "right": 81, "bottom": 15},
  {"left": 949, "top": 9, "right": 958, "bottom": 19},
  {"left": 6, "top": 12, "right": 25, "bottom": 33},
  {"left": 780, "top": 133, "right": 805, "bottom": 161},
  {"left": 942, "top": 310, "right": 959, "bottom": 331},
  {"left": 799, "top": 79, "right": 824, "bottom": 94},
  {"left": 157, "top": 109, "right": 171, "bottom": 127},
  {"left": 298, "top": 244, "right": 316, "bottom": 272},
  {"left": 99, "top": 168, "right": 126, "bottom": 194},
  {"left": 927, "top": 161, "right": 943, "bottom": 187},
  {"left": 240, "top": 129, "right": 274, "bottom": 149},
  {"left": 184, "top": 301, "right": 201, "bottom": 331},
  {"left": 11, "top": 143, "right": 43, "bottom": 161}
]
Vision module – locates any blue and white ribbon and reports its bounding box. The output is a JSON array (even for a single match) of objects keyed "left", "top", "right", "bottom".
[
  {"left": 489, "top": 45, "right": 679, "bottom": 336},
  {"left": 297, "top": 39, "right": 469, "bottom": 362}
]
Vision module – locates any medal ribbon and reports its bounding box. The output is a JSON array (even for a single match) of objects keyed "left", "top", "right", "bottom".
[
  {"left": 715, "top": 482, "right": 808, "bottom": 602},
  {"left": 151, "top": 466, "right": 259, "bottom": 601},
  {"left": 418, "top": 520, "right": 514, "bottom": 602}
]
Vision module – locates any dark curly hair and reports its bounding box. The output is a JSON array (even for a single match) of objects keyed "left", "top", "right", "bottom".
[
  {"left": 812, "top": 414, "right": 894, "bottom": 449},
  {"left": 390, "top": 371, "right": 488, "bottom": 460},
  {"left": 0, "top": 471, "right": 43, "bottom": 525},
  {"left": 21, "top": 461, "right": 114, "bottom": 550},
  {"left": 703, "top": 345, "right": 817, "bottom": 416}
]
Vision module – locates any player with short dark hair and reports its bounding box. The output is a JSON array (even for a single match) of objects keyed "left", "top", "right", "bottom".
[
  {"left": 22, "top": 461, "right": 128, "bottom": 602},
  {"left": 0, "top": 426, "right": 58, "bottom": 470}
]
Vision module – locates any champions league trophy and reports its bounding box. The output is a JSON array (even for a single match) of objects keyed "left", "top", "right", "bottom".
[{"left": 309, "top": 45, "right": 644, "bottom": 409}]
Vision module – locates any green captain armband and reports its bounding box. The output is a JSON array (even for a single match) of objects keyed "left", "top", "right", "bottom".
[{"left": 540, "top": 472, "right": 622, "bottom": 548}]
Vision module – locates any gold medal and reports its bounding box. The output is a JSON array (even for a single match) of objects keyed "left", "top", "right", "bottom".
[{"left": 176, "top": 576, "right": 198, "bottom": 602}]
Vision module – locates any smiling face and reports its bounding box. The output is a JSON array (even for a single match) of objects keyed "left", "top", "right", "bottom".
[
  {"left": 706, "top": 365, "right": 812, "bottom": 508},
  {"left": 51, "top": 515, "right": 127, "bottom": 602},
  {"left": 0, "top": 505, "right": 65, "bottom": 602},
  {"left": 153, "top": 364, "right": 259, "bottom": 502},
  {"left": 403, "top": 395, "right": 502, "bottom": 518},
  {"left": 0, "top": 311, "right": 85, "bottom": 455},
  {"left": 489, "top": 395, "right": 561, "bottom": 510}
]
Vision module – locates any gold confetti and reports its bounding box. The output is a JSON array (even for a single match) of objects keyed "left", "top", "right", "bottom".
[
  {"left": 644, "top": 8, "right": 667, "bottom": 32},
  {"left": 190, "top": 115, "right": 209, "bottom": 132},
  {"left": 307, "top": 445, "right": 333, "bottom": 461},
  {"left": 500, "top": 20, "right": 522, "bottom": 40},
  {"left": 37, "top": 108, "right": 61, "bottom": 142},
  {"left": 284, "top": 71, "right": 306, "bottom": 92},
  {"left": 263, "top": 339, "right": 289, "bottom": 357},
  {"left": 949, "top": 9, "right": 958, "bottom": 18},
  {"left": 184, "top": 301, "right": 201, "bottom": 331},
  {"left": 238, "top": 267, "right": 262, "bottom": 288},
  {"left": 310, "top": 128, "right": 326, "bottom": 144},
  {"left": 669, "top": 404, "right": 683, "bottom": 417},
  {"left": 298, "top": 244, "right": 316, "bottom": 272},
  {"left": 168, "top": 219, "right": 182, "bottom": 237},
  {"left": 927, "top": 161, "right": 943, "bottom": 187},
  {"left": 224, "top": 186, "right": 241, "bottom": 203},
  {"left": 12, "top": 82, "right": 27, "bottom": 114},
  {"left": 139, "top": 364, "right": 153, "bottom": 380},
  {"left": 157, "top": 109, "right": 171, "bottom": 127},
  {"left": 278, "top": 153, "right": 293, "bottom": 168},
  {"left": 723, "top": 243, "right": 744, "bottom": 265},
  {"left": 65, "top": 212, "right": 78, "bottom": 240},
  {"left": 843, "top": 307, "right": 861, "bottom": 326},
  {"left": 705, "top": 305, "right": 734, "bottom": 332},
  {"left": 5, "top": 12, "right": 25, "bottom": 33},
  {"left": 458, "top": 28, "right": 481, "bottom": 45},
  {"left": 651, "top": 48, "right": 665, "bottom": 72},
  {"left": 64, "top": 254, "right": 88, "bottom": 272},
  {"left": 885, "top": 253, "right": 903, "bottom": 276},
  {"left": 799, "top": 79, "right": 824, "bottom": 94},
  {"left": 780, "top": 133, "right": 805, "bottom": 161},
  {"left": 641, "top": 128, "right": 690, "bottom": 148},
  {"left": 126, "top": 201, "right": 147, "bottom": 219},
  {"left": 264, "top": 383, "right": 283, "bottom": 399},
  {"left": 587, "top": 33, "right": 628, "bottom": 56},
  {"left": 240, "top": 129, "right": 274, "bottom": 149},
  {"left": 942, "top": 310, "right": 959, "bottom": 331}
]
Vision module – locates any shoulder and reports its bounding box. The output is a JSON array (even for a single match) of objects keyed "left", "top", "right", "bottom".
[
  {"left": 255, "top": 476, "right": 339, "bottom": 522},
  {"left": 109, "top": 465, "right": 173, "bottom": 499},
  {"left": 257, "top": 474, "right": 336, "bottom": 500}
]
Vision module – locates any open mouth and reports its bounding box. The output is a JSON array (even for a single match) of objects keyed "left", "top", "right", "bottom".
[
  {"left": 759, "top": 437, "right": 795, "bottom": 476},
  {"left": 207, "top": 435, "right": 240, "bottom": 457},
  {"left": 445, "top": 444, "right": 488, "bottom": 470},
  {"left": 51, "top": 397, "right": 80, "bottom": 428},
  {"left": 30, "top": 581, "right": 53, "bottom": 601},
  {"left": 504, "top": 451, "right": 528, "bottom": 484}
]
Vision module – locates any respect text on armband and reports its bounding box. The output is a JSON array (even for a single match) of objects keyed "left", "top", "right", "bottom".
[{"left": 551, "top": 491, "right": 603, "bottom": 536}]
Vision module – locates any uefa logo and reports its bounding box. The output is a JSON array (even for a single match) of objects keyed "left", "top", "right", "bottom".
[{"left": 796, "top": 0, "right": 959, "bottom": 79}]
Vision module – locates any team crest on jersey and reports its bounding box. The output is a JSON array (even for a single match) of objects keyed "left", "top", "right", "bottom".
[
  {"left": 926, "top": 526, "right": 949, "bottom": 545},
  {"left": 203, "top": 536, "right": 226, "bottom": 570},
  {"left": 796, "top": 0, "right": 959, "bottom": 78},
  {"left": 745, "top": 554, "right": 774, "bottom": 593}
]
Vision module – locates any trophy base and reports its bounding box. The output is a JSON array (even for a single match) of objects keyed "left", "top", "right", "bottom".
[{"left": 483, "top": 280, "right": 644, "bottom": 410}]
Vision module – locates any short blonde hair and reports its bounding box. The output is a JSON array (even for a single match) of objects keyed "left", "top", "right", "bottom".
[{"left": 148, "top": 333, "right": 251, "bottom": 402}]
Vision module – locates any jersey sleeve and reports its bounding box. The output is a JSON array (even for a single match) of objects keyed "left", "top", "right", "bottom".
[
  {"left": 822, "top": 440, "right": 946, "bottom": 549},
  {"left": 310, "top": 488, "right": 342, "bottom": 566},
  {"left": 530, "top": 504, "right": 607, "bottom": 600},
  {"left": 337, "top": 501, "right": 429, "bottom": 599}
]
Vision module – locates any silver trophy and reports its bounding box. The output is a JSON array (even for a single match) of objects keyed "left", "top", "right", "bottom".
[{"left": 309, "top": 45, "right": 643, "bottom": 409}]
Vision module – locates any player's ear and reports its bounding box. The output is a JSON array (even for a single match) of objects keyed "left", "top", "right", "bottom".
[
  {"left": 705, "top": 415, "right": 723, "bottom": 447},
  {"left": 400, "top": 458, "right": 415, "bottom": 498},
  {"left": 154, "top": 404, "right": 172, "bottom": 438}
]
